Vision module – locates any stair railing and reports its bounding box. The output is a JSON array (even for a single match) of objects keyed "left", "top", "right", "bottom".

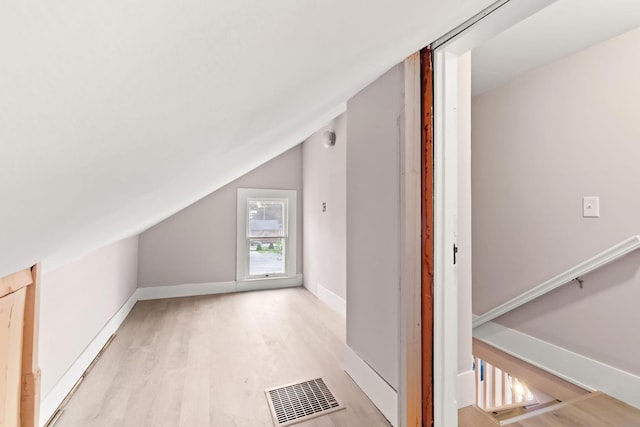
[{"left": 473, "top": 235, "right": 640, "bottom": 329}]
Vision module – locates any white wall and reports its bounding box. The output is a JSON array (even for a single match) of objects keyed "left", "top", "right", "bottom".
[
  {"left": 457, "top": 51, "right": 474, "bottom": 405},
  {"left": 302, "top": 114, "right": 347, "bottom": 302},
  {"left": 346, "top": 64, "right": 402, "bottom": 391},
  {"left": 39, "top": 236, "right": 139, "bottom": 398},
  {"left": 137, "top": 146, "right": 303, "bottom": 287},
  {"left": 471, "top": 27, "right": 640, "bottom": 376}
]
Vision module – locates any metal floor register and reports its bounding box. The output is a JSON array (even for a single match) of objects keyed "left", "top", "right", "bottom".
[{"left": 265, "top": 378, "right": 345, "bottom": 426}]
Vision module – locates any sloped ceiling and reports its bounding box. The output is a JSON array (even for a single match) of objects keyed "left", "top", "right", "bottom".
[
  {"left": 472, "top": 0, "right": 640, "bottom": 95},
  {"left": 0, "top": 0, "right": 496, "bottom": 276}
]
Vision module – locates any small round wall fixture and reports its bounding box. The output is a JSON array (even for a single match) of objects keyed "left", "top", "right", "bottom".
[{"left": 322, "top": 130, "right": 336, "bottom": 148}]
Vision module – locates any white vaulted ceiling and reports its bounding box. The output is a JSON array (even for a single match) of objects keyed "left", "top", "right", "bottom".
[
  {"left": 0, "top": 0, "right": 496, "bottom": 276},
  {"left": 472, "top": 0, "right": 640, "bottom": 95}
]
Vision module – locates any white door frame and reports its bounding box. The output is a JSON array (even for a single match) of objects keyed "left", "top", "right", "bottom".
[
  {"left": 432, "top": 47, "right": 461, "bottom": 427},
  {"left": 430, "top": 1, "right": 556, "bottom": 425}
]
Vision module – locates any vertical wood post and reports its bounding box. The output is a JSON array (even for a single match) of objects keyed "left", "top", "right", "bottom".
[
  {"left": 401, "top": 52, "right": 424, "bottom": 427},
  {"left": 21, "top": 263, "right": 41, "bottom": 427},
  {"left": 420, "top": 46, "right": 435, "bottom": 427}
]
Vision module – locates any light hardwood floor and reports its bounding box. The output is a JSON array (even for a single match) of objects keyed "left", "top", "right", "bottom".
[
  {"left": 53, "top": 288, "right": 391, "bottom": 427},
  {"left": 460, "top": 392, "right": 640, "bottom": 427},
  {"left": 503, "top": 392, "right": 640, "bottom": 427},
  {"left": 458, "top": 405, "right": 498, "bottom": 427}
]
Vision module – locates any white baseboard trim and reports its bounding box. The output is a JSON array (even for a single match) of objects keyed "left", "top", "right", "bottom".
[
  {"left": 40, "top": 275, "right": 304, "bottom": 426},
  {"left": 457, "top": 369, "right": 476, "bottom": 408},
  {"left": 137, "top": 281, "right": 236, "bottom": 300},
  {"left": 317, "top": 283, "right": 346, "bottom": 318},
  {"left": 137, "top": 274, "right": 303, "bottom": 299},
  {"left": 39, "top": 291, "right": 139, "bottom": 427},
  {"left": 344, "top": 346, "right": 398, "bottom": 427},
  {"left": 474, "top": 320, "right": 640, "bottom": 409}
]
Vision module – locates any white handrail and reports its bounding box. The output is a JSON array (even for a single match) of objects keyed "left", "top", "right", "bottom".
[{"left": 473, "top": 235, "right": 640, "bottom": 329}]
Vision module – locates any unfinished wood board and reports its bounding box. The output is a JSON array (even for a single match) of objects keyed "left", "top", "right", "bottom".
[
  {"left": 0, "top": 287, "right": 27, "bottom": 427},
  {"left": 459, "top": 405, "right": 498, "bottom": 427},
  {"left": 53, "top": 288, "right": 392, "bottom": 427},
  {"left": 400, "top": 50, "right": 423, "bottom": 427},
  {"left": 21, "top": 264, "right": 41, "bottom": 427},
  {"left": 503, "top": 392, "right": 640, "bottom": 426},
  {"left": 0, "top": 268, "right": 32, "bottom": 299},
  {"left": 420, "top": 45, "right": 435, "bottom": 427}
]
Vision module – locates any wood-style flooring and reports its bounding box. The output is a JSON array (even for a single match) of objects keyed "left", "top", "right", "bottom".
[
  {"left": 459, "top": 392, "right": 640, "bottom": 427},
  {"left": 53, "top": 288, "right": 391, "bottom": 427},
  {"left": 503, "top": 392, "right": 640, "bottom": 427},
  {"left": 458, "top": 405, "right": 499, "bottom": 427}
]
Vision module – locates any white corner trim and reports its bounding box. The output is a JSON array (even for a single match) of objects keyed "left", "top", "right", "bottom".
[
  {"left": 236, "top": 273, "right": 303, "bottom": 292},
  {"left": 474, "top": 320, "right": 640, "bottom": 409},
  {"left": 457, "top": 370, "right": 476, "bottom": 409},
  {"left": 39, "top": 290, "right": 139, "bottom": 427},
  {"left": 344, "top": 346, "right": 398, "bottom": 427},
  {"left": 137, "top": 281, "right": 236, "bottom": 300},
  {"left": 317, "top": 283, "right": 346, "bottom": 318}
]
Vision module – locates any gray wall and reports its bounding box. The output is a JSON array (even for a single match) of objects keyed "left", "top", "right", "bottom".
[
  {"left": 346, "top": 64, "right": 402, "bottom": 390},
  {"left": 302, "top": 114, "right": 347, "bottom": 299},
  {"left": 39, "top": 236, "right": 139, "bottom": 397},
  {"left": 138, "top": 146, "right": 303, "bottom": 287},
  {"left": 472, "top": 27, "right": 640, "bottom": 376}
]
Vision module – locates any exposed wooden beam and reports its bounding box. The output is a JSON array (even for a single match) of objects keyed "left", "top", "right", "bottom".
[{"left": 420, "top": 46, "right": 435, "bottom": 427}]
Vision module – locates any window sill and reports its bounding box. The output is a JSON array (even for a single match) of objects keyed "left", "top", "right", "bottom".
[{"left": 236, "top": 273, "right": 303, "bottom": 292}]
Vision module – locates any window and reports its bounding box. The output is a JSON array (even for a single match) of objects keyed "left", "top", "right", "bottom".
[{"left": 237, "top": 188, "right": 297, "bottom": 281}]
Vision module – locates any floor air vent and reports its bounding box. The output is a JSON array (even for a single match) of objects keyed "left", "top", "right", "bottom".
[{"left": 265, "top": 378, "right": 345, "bottom": 426}]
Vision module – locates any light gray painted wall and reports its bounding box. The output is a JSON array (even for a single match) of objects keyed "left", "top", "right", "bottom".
[
  {"left": 346, "top": 64, "right": 402, "bottom": 390},
  {"left": 302, "top": 114, "right": 347, "bottom": 299},
  {"left": 458, "top": 52, "right": 473, "bottom": 376},
  {"left": 471, "top": 27, "right": 640, "bottom": 376},
  {"left": 39, "top": 236, "right": 139, "bottom": 397},
  {"left": 137, "top": 146, "right": 303, "bottom": 287}
]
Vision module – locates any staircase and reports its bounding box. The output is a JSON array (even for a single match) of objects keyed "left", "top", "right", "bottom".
[{"left": 460, "top": 340, "right": 640, "bottom": 427}]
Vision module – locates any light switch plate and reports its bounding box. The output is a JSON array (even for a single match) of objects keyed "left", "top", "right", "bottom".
[{"left": 583, "top": 196, "right": 600, "bottom": 218}]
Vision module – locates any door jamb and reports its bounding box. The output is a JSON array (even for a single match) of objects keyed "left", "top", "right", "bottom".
[{"left": 430, "top": 0, "right": 557, "bottom": 425}]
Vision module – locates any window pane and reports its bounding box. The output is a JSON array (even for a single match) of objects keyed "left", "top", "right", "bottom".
[
  {"left": 248, "top": 200, "right": 285, "bottom": 237},
  {"left": 249, "top": 238, "right": 285, "bottom": 276}
]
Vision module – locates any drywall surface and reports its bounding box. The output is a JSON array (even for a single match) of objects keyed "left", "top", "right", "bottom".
[
  {"left": 137, "top": 146, "right": 303, "bottom": 287},
  {"left": 457, "top": 52, "right": 473, "bottom": 376},
  {"left": 346, "top": 64, "right": 402, "bottom": 390},
  {"left": 471, "top": 27, "right": 640, "bottom": 376},
  {"left": 0, "top": 0, "right": 496, "bottom": 281},
  {"left": 39, "top": 236, "right": 139, "bottom": 398},
  {"left": 302, "top": 114, "right": 347, "bottom": 299}
]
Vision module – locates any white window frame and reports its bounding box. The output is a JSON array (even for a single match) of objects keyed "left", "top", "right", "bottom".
[{"left": 236, "top": 188, "right": 297, "bottom": 284}]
